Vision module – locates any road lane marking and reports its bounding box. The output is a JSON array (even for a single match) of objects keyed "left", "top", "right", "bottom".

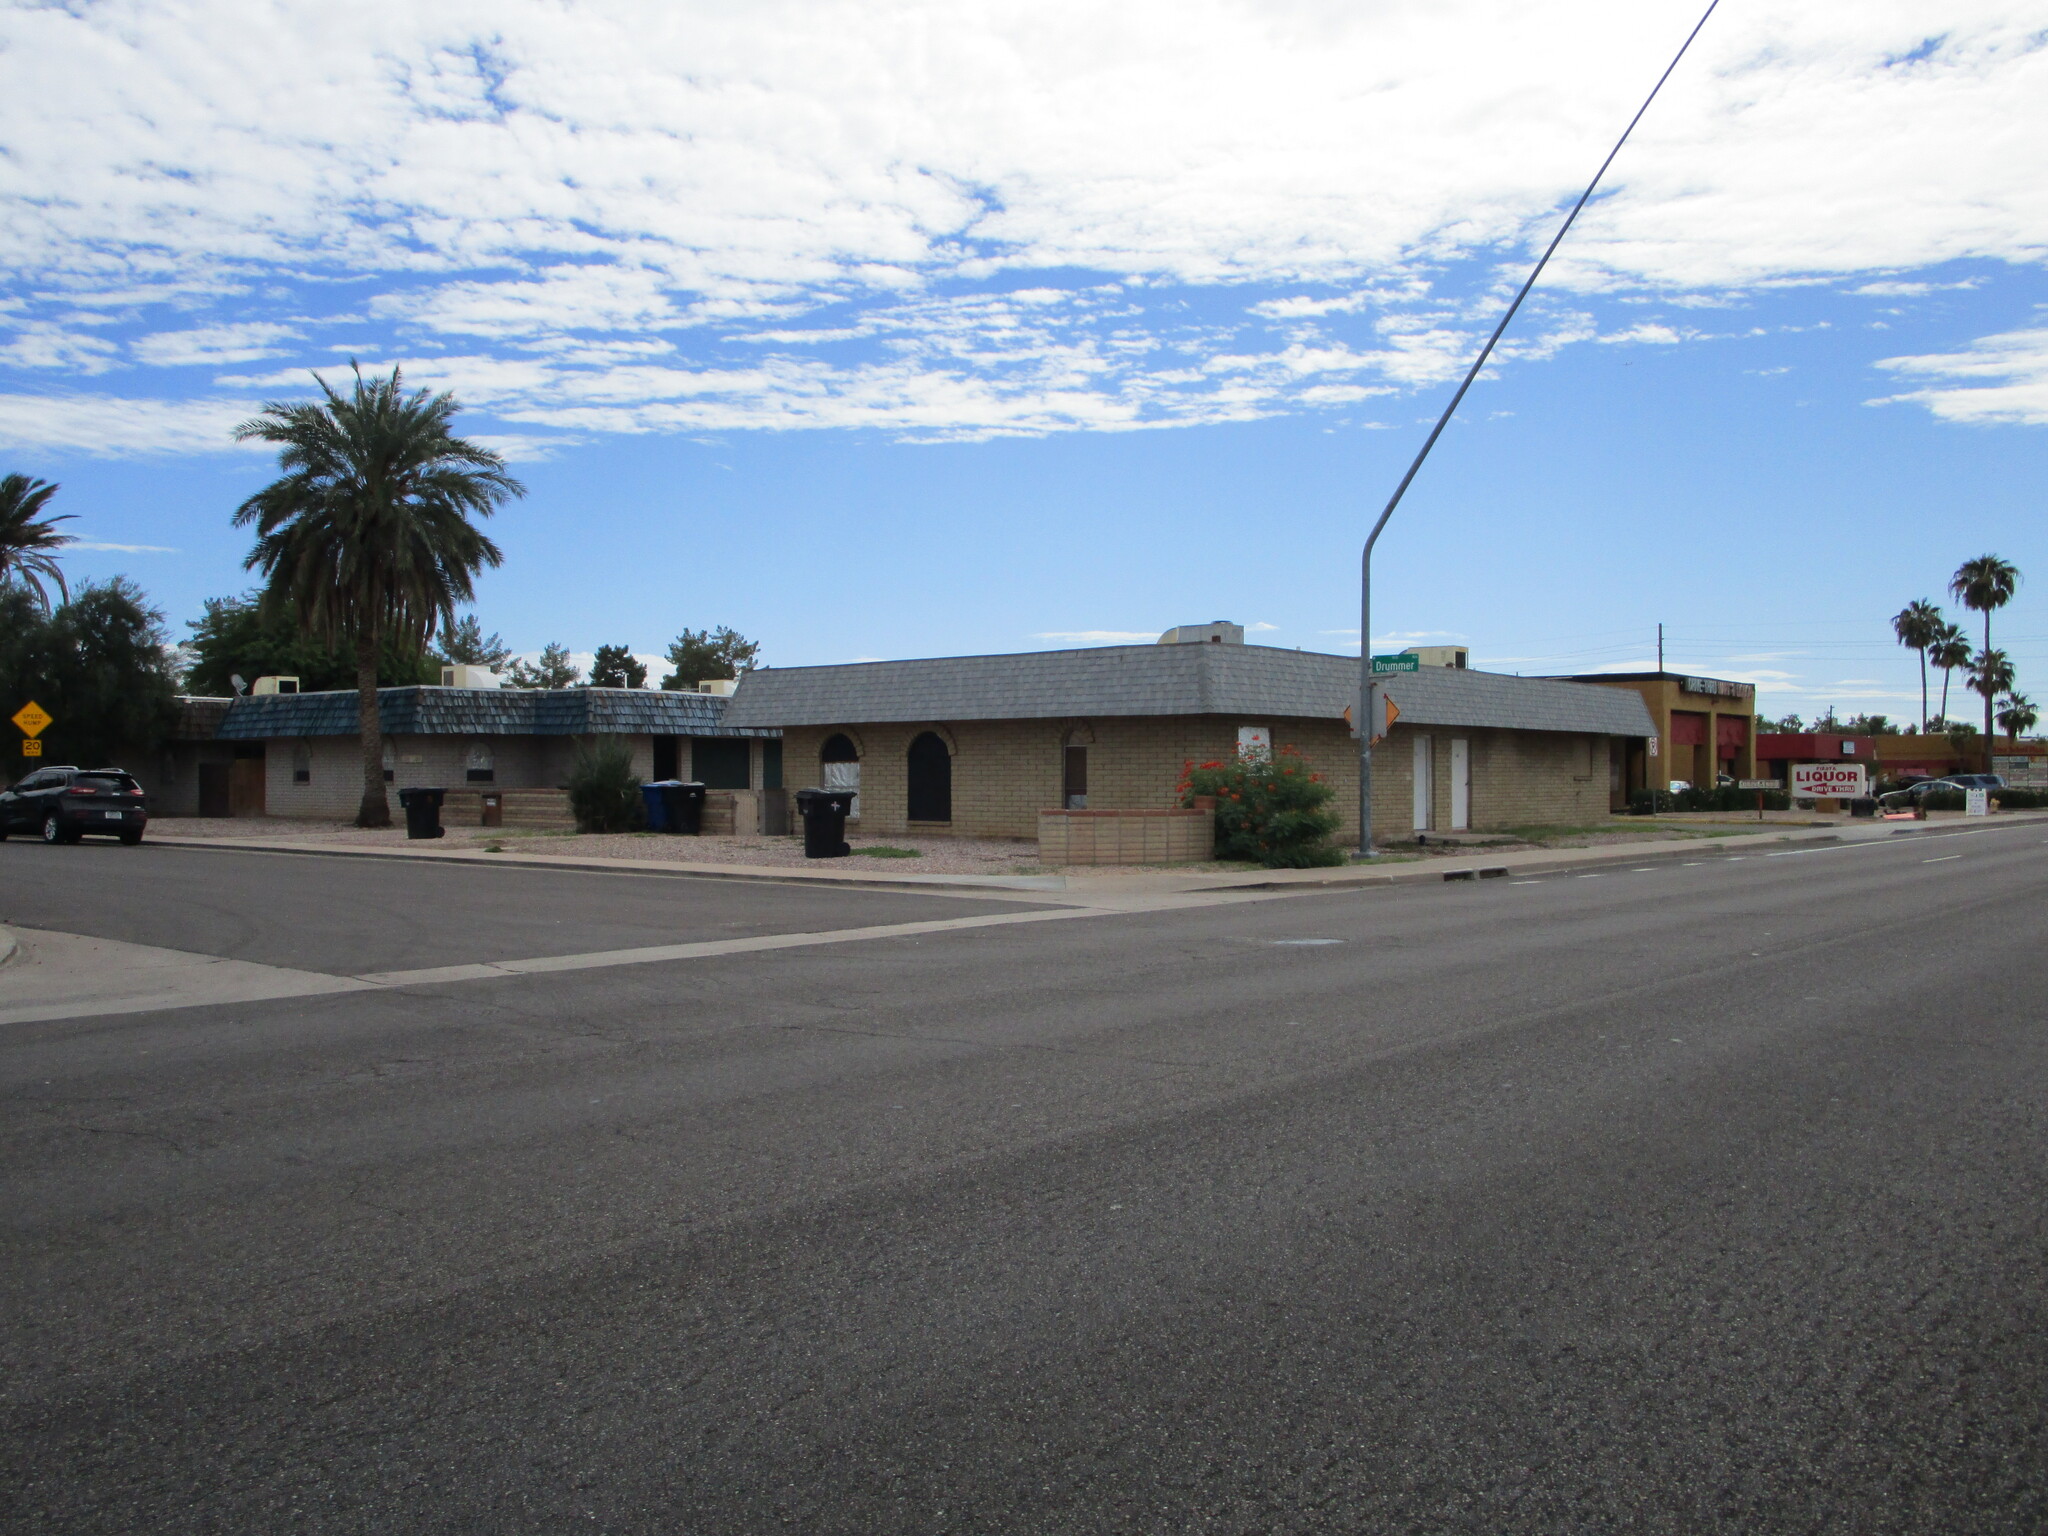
[
  {"left": 1922, "top": 854, "right": 1962, "bottom": 863},
  {"left": 2, "top": 905, "right": 1122, "bottom": 1025}
]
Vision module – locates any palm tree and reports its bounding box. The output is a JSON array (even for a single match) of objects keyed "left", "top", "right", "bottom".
[
  {"left": 0, "top": 473, "right": 76, "bottom": 609},
  {"left": 1891, "top": 598, "right": 1942, "bottom": 734},
  {"left": 1952, "top": 555, "right": 2021, "bottom": 770},
  {"left": 1930, "top": 622, "right": 1972, "bottom": 730},
  {"left": 1996, "top": 692, "right": 2038, "bottom": 745},
  {"left": 1968, "top": 648, "right": 2016, "bottom": 750},
  {"left": 234, "top": 364, "right": 522, "bottom": 827}
]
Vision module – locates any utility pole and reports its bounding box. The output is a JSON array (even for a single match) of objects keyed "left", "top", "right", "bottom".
[
  {"left": 1658, "top": 623, "right": 1664, "bottom": 673},
  {"left": 1355, "top": 1, "right": 1720, "bottom": 856}
]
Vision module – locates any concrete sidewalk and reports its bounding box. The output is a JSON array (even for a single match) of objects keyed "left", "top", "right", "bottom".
[{"left": 141, "top": 810, "right": 2048, "bottom": 905}]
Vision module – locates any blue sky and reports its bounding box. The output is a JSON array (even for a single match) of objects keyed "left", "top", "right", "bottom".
[{"left": 3, "top": 1, "right": 2044, "bottom": 723}]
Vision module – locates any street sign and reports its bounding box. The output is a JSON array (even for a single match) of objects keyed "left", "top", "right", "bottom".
[
  {"left": 1737, "top": 779, "right": 1781, "bottom": 790},
  {"left": 21, "top": 739, "right": 41, "bottom": 757},
  {"left": 11, "top": 700, "right": 51, "bottom": 738},
  {"left": 1370, "top": 654, "right": 1419, "bottom": 674}
]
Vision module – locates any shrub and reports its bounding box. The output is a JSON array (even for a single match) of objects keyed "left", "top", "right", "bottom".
[
  {"left": 1179, "top": 746, "right": 1345, "bottom": 867},
  {"left": 1632, "top": 785, "right": 1790, "bottom": 814},
  {"left": 1993, "top": 787, "right": 2047, "bottom": 809},
  {"left": 566, "top": 739, "right": 646, "bottom": 832},
  {"left": 1918, "top": 789, "right": 1965, "bottom": 811}
]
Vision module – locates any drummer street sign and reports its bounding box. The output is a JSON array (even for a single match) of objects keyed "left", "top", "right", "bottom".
[{"left": 11, "top": 701, "right": 51, "bottom": 738}]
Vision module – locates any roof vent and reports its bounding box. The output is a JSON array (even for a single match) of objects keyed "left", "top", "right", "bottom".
[{"left": 1157, "top": 621, "right": 1244, "bottom": 646}]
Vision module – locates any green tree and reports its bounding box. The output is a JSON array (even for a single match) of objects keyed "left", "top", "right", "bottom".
[
  {"left": 1929, "top": 622, "right": 1973, "bottom": 730},
  {"left": 183, "top": 590, "right": 437, "bottom": 696},
  {"left": 508, "top": 642, "right": 579, "bottom": 690},
  {"left": 1951, "top": 555, "right": 2020, "bottom": 770},
  {"left": 1843, "top": 714, "right": 1901, "bottom": 736},
  {"left": 1996, "top": 692, "right": 2038, "bottom": 744},
  {"left": 1891, "top": 599, "right": 1942, "bottom": 734},
  {"left": 660, "top": 626, "right": 761, "bottom": 690},
  {"left": 1968, "top": 649, "right": 2016, "bottom": 751},
  {"left": 0, "top": 579, "right": 177, "bottom": 771},
  {"left": 1756, "top": 712, "right": 1803, "bottom": 733},
  {"left": 436, "top": 613, "right": 512, "bottom": 671},
  {"left": 586, "top": 644, "right": 648, "bottom": 689},
  {"left": 0, "top": 473, "right": 75, "bottom": 610},
  {"left": 234, "top": 364, "right": 521, "bottom": 827}
]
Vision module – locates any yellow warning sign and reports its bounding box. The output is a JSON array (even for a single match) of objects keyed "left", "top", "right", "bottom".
[
  {"left": 21, "top": 738, "right": 42, "bottom": 757},
  {"left": 11, "top": 700, "right": 51, "bottom": 738}
]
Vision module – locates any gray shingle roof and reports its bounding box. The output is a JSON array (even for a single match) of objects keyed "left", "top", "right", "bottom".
[
  {"left": 211, "top": 687, "right": 778, "bottom": 740},
  {"left": 722, "top": 645, "right": 1656, "bottom": 737}
]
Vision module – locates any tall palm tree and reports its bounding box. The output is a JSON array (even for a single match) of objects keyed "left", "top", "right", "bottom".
[
  {"left": 1890, "top": 598, "right": 1942, "bottom": 734},
  {"left": 235, "top": 365, "right": 522, "bottom": 827},
  {"left": 1929, "top": 622, "right": 1973, "bottom": 730},
  {"left": 1996, "top": 692, "right": 2037, "bottom": 745},
  {"left": 1951, "top": 555, "right": 2021, "bottom": 771},
  {"left": 0, "top": 473, "right": 76, "bottom": 609}
]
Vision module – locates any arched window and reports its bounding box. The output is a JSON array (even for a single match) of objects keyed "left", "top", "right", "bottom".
[
  {"left": 821, "top": 733, "right": 860, "bottom": 819},
  {"left": 292, "top": 741, "right": 312, "bottom": 785},
  {"left": 465, "top": 740, "right": 495, "bottom": 783},
  {"left": 907, "top": 732, "right": 952, "bottom": 823}
]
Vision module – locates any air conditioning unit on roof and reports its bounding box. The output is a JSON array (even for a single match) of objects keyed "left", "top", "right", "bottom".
[
  {"left": 252, "top": 676, "right": 299, "bottom": 695},
  {"left": 696, "top": 679, "right": 737, "bottom": 696},
  {"left": 441, "top": 665, "right": 503, "bottom": 689}
]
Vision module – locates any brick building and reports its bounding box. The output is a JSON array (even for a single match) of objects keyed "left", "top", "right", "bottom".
[
  {"left": 1555, "top": 672, "right": 1757, "bottom": 795},
  {"left": 722, "top": 639, "right": 1656, "bottom": 841},
  {"left": 147, "top": 686, "right": 783, "bottom": 827}
]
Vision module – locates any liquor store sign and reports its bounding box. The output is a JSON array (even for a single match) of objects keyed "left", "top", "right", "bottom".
[{"left": 1790, "top": 762, "right": 1867, "bottom": 799}]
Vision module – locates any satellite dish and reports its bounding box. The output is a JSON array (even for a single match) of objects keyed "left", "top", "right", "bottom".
[{"left": 230, "top": 673, "right": 248, "bottom": 696}]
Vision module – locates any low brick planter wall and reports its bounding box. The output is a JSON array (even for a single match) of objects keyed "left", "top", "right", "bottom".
[{"left": 1038, "top": 807, "right": 1214, "bottom": 866}]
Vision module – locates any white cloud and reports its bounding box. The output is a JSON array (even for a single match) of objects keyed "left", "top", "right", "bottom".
[
  {"left": 69, "top": 536, "right": 179, "bottom": 553},
  {"left": 131, "top": 323, "right": 302, "bottom": 366},
  {"left": 0, "top": 394, "right": 260, "bottom": 455},
  {"left": 3, "top": 3, "right": 2047, "bottom": 443},
  {"left": 1872, "top": 327, "right": 2048, "bottom": 424}
]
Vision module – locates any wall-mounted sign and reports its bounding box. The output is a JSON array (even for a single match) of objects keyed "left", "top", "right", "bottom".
[
  {"left": 1371, "top": 654, "right": 1419, "bottom": 674},
  {"left": 1680, "top": 676, "right": 1754, "bottom": 700},
  {"left": 1647, "top": 736, "right": 1660, "bottom": 758},
  {"left": 1737, "top": 779, "right": 1781, "bottom": 790},
  {"left": 1791, "top": 762, "right": 1867, "bottom": 799}
]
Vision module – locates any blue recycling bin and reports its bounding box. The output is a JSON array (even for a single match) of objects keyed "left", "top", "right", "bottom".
[{"left": 640, "top": 780, "right": 679, "bottom": 832}]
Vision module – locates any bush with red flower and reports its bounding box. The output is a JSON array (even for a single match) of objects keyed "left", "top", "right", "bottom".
[{"left": 1177, "top": 744, "right": 1345, "bottom": 867}]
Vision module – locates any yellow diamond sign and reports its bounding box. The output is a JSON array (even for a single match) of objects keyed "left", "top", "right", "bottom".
[{"left": 11, "top": 701, "right": 52, "bottom": 738}]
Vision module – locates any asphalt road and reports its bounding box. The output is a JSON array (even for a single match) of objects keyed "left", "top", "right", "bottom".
[{"left": 3, "top": 826, "right": 2045, "bottom": 1532}]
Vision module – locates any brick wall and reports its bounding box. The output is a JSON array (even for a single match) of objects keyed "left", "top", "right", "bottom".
[
  {"left": 779, "top": 715, "right": 1616, "bottom": 841},
  {"left": 1038, "top": 808, "right": 1214, "bottom": 865}
]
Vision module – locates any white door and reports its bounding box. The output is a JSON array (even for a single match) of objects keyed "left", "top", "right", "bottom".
[
  {"left": 1412, "top": 733, "right": 1433, "bottom": 831},
  {"left": 1450, "top": 738, "right": 1470, "bottom": 830}
]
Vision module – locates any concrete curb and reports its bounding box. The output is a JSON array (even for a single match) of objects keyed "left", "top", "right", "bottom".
[
  {"left": 133, "top": 808, "right": 2048, "bottom": 903},
  {"left": 138, "top": 834, "right": 1075, "bottom": 897},
  {"left": 0, "top": 925, "right": 16, "bottom": 969}
]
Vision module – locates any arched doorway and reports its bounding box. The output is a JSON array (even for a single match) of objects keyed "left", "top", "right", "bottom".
[
  {"left": 907, "top": 732, "right": 952, "bottom": 823},
  {"left": 821, "top": 732, "right": 860, "bottom": 819}
]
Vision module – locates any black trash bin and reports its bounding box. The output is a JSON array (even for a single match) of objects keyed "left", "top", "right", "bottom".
[
  {"left": 796, "top": 787, "right": 854, "bottom": 858},
  {"left": 671, "top": 781, "right": 707, "bottom": 835},
  {"left": 397, "top": 785, "right": 447, "bottom": 840}
]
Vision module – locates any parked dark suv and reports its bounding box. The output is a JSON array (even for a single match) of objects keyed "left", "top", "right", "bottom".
[{"left": 0, "top": 765, "right": 149, "bottom": 844}]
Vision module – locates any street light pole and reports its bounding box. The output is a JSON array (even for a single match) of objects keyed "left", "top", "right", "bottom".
[{"left": 1356, "top": 0, "right": 1720, "bottom": 856}]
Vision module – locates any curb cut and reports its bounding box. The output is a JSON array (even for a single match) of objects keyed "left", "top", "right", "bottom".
[{"left": 0, "top": 926, "right": 17, "bottom": 970}]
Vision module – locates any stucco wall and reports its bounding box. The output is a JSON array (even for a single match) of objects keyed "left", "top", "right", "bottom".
[{"left": 260, "top": 733, "right": 661, "bottom": 820}]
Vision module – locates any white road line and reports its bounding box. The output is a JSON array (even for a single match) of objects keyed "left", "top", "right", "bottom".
[
  {"left": 3, "top": 905, "right": 1119, "bottom": 1026},
  {"left": 1922, "top": 854, "right": 1962, "bottom": 863}
]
